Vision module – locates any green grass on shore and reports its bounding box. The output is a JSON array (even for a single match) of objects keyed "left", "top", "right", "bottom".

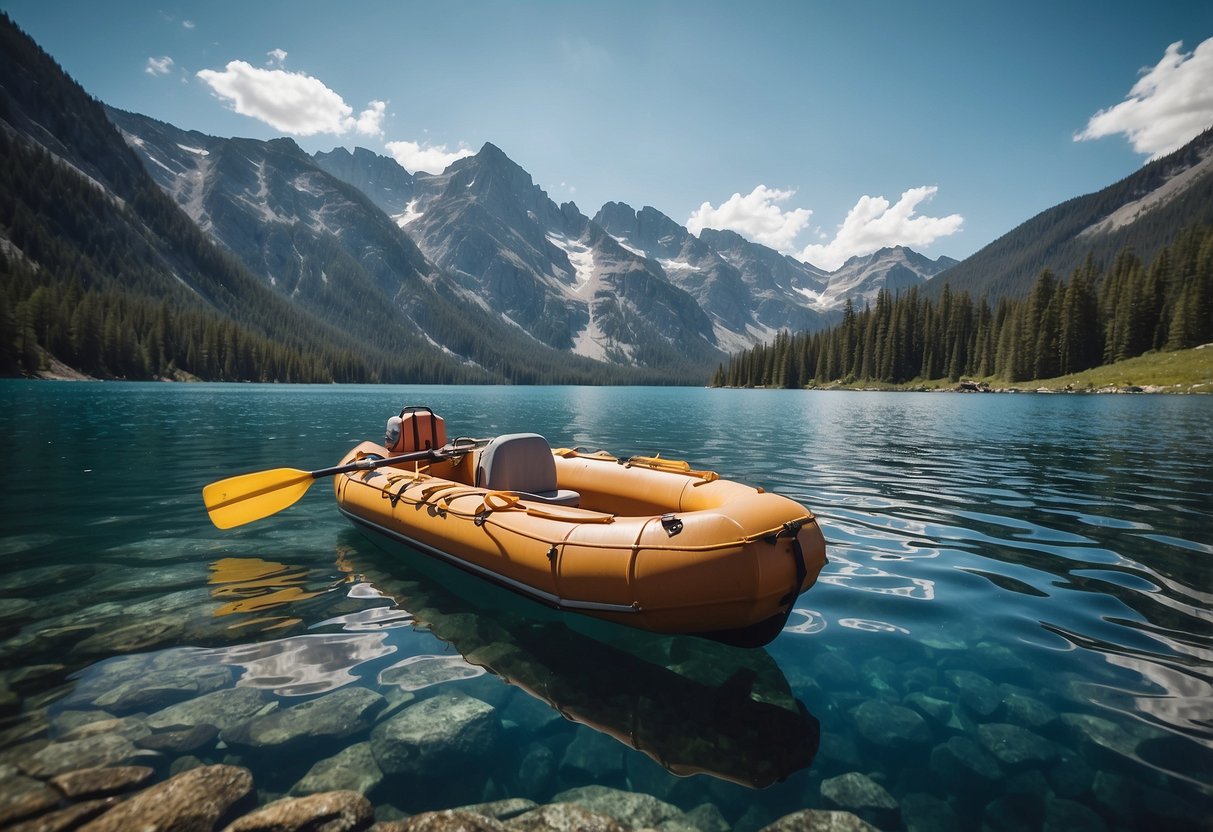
[
  {"left": 810, "top": 345, "right": 1213, "bottom": 393},
  {"left": 1002, "top": 345, "right": 1213, "bottom": 392}
]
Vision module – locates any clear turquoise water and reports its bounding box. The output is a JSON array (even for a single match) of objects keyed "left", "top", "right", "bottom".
[{"left": 1, "top": 381, "right": 1210, "bottom": 829}]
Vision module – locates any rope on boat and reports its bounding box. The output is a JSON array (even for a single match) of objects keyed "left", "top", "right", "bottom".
[{"left": 349, "top": 470, "right": 815, "bottom": 553}]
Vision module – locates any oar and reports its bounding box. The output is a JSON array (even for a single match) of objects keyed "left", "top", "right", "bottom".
[{"left": 203, "top": 448, "right": 447, "bottom": 530}]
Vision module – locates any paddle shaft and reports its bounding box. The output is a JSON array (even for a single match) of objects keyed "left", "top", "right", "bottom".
[{"left": 311, "top": 447, "right": 446, "bottom": 480}]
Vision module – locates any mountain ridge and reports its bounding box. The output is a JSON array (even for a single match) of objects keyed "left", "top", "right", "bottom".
[
  {"left": 928, "top": 126, "right": 1213, "bottom": 299},
  {"left": 9, "top": 11, "right": 1205, "bottom": 385}
]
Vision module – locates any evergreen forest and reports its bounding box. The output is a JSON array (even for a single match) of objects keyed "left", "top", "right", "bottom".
[{"left": 710, "top": 225, "right": 1213, "bottom": 389}]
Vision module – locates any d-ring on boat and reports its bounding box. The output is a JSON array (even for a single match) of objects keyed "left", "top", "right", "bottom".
[{"left": 332, "top": 406, "right": 827, "bottom": 647}]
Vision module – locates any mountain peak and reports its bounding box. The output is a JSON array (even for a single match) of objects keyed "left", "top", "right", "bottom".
[{"left": 476, "top": 141, "right": 514, "bottom": 166}]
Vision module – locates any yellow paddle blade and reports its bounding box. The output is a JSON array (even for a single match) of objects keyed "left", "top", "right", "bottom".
[{"left": 203, "top": 468, "right": 316, "bottom": 529}]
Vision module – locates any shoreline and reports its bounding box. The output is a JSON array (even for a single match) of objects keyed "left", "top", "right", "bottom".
[{"left": 16, "top": 345, "right": 1213, "bottom": 394}]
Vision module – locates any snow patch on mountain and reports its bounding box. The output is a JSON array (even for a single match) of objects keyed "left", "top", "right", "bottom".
[
  {"left": 713, "top": 320, "right": 780, "bottom": 355},
  {"left": 547, "top": 233, "right": 596, "bottom": 292},
  {"left": 547, "top": 232, "right": 627, "bottom": 361},
  {"left": 394, "top": 199, "right": 423, "bottom": 228},
  {"left": 793, "top": 285, "right": 832, "bottom": 311},
  {"left": 658, "top": 257, "right": 697, "bottom": 274},
  {"left": 608, "top": 234, "right": 647, "bottom": 257}
]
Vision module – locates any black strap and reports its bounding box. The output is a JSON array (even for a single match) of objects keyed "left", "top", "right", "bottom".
[
  {"left": 399, "top": 405, "right": 437, "bottom": 450},
  {"left": 777, "top": 519, "right": 808, "bottom": 607}
]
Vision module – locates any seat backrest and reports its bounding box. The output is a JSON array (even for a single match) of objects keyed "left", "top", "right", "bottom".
[
  {"left": 476, "top": 433, "right": 558, "bottom": 494},
  {"left": 385, "top": 406, "right": 447, "bottom": 454}
]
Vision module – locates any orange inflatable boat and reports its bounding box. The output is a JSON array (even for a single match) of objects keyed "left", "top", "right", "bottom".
[{"left": 334, "top": 408, "right": 827, "bottom": 647}]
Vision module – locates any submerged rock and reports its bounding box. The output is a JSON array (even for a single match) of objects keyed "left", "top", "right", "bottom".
[
  {"left": 90, "top": 666, "right": 233, "bottom": 715},
  {"left": 1058, "top": 712, "right": 1161, "bottom": 762},
  {"left": 1000, "top": 691, "right": 1058, "bottom": 730},
  {"left": 944, "top": 670, "right": 1001, "bottom": 717},
  {"left": 499, "top": 691, "right": 565, "bottom": 734},
  {"left": 50, "top": 765, "right": 155, "bottom": 798},
  {"left": 136, "top": 723, "right": 220, "bottom": 755},
  {"left": 810, "top": 652, "right": 859, "bottom": 688},
  {"left": 0, "top": 771, "right": 60, "bottom": 825},
  {"left": 902, "top": 692, "right": 952, "bottom": 725},
  {"left": 929, "top": 736, "right": 1001, "bottom": 791},
  {"left": 850, "top": 700, "right": 932, "bottom": 747},
  {"left": 503, "top": 803, "right": 625, "bottom": 832},
  {"left": 684, "top": 802, "right": 731, "bottom": 832},
  {"left": 13, "top": 798, "right": 119, "bottom": 832},
  {"left": 370, "top": 691, "right": 498, "bottom": 777},
  {"left": 456, "top": 799, "right": 539, "bottom": 822},
  {"left": 551, "top": 785, "right": 684, "bottom": 829},
  {"left": 816, "top": 731, "right": 862, "bottom": 771},
  {"left": 73, "top": 605, "right": 196, "bottom": 658},
  {"left": 819, "top": 772, "right": 900, "bottom": 828},
  {"left": 76, "top": 764, "right": 252, "bottom": 832},
  {"left": 221, "top": 790, "right": 373, "bottom": 831},
  {"left": 291, "top": 742, "right": 383, "bottom": 797},
  {"left": 976, "top": 723, "right": 1057, "bottom": 769},
  {"left": 969, "top": 643, "right": 1031, "bottom": 677},
  {"left": 19, "top": 733, "right": 138, "bottom": 778},
  {"left": 146, "top": 687, "right": 273, "bottom": 732},
  {"left": 760, "top": 808, "right": 882, "bottom": 831},
  {"left": 558, "top": 730, "right": 625, "bottom": 781},
  {"left": 55, "top": 715, "right": 149, "bottom": 745},
  {"left": 378, "top": 809, "right": 506, "bottom": 831},
  {"left": 512, "top": 744, "right": 555, "bottom": 799},
  {"left": 898, "top": 793, "right": 960, "bottom": 832},
  {"left": 222, "top": 687, "right": 385, "bottom": 751},
  {"left": 2, "top": 664, "right": 67, "bottom": 695}
]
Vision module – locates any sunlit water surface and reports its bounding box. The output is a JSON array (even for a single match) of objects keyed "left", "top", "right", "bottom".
[{"left": 1, "top": 382, "right": 1210, "bottom": 830}]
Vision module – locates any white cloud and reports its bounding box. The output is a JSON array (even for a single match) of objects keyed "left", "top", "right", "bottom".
[
  {"left": 145, "top": 56, "right": 174, "bottom": 76},
  {"left": 182, "top": 19, "right": 195, "bottom": 29},
  {"left": 686, "top": 185, "right": 812, "bottom": 252},
  {"left": 354, "top": 100, "right": 386, "bottom": 138},
  {"left": 196, "top": 60, "right": 386, "bottom": 137},
  {"left": 385, "top": 140, "right": 474, "bottom": 174},
  {"left": 1075, "top": 38, "right": 1213, "bottom": 160},
  {"left": 797, "top": 186, "right": 963, "bottom": 271},
  {"left": 266, "top": 48, "right": 288, "bottom": 67}
]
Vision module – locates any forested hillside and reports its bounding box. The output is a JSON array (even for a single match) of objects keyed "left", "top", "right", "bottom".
[
  {"left": 0, "top": 124, "right": 406, "bottom": 382},
  {"left": 926, "top": 128, "right": 1213, "bottom": 301},
  {"left": 712, "top": 225, "right": 1213, "bottom": 388}
]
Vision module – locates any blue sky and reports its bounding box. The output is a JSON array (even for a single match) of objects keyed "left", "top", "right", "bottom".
[{"left": 5, "top": 1, "right": 1212, "bottom": 269}]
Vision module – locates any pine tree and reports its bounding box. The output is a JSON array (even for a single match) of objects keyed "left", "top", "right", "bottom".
[{"left": 1059, "top": 255, "right": 1102, "bottom": 374}]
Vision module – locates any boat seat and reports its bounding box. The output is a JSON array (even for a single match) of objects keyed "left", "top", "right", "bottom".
[{"left": 476, "top": 433, "right": 581, "bottom": 507}]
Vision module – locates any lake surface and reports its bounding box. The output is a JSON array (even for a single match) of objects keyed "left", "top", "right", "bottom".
[{"left": 1, "top": 381, "right": 1210, "bottom": 830}]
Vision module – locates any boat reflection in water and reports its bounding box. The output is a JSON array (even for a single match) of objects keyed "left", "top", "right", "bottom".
[{"left": 345, "top": 540, "right": 821, "bottom": 789}]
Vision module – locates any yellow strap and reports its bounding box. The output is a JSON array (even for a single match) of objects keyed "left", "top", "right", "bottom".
[
  {"left": 627, "top": 455, "right": 719, "bottom": 481},
  {"left": 435, "top": 488, "right": 491, "bottom": 510},
  {"left": 420, "top": 482, "right": 461, "bottom": 500},
  {"left": 554, "top": 447, "right": 618, "bottom": 461},
  {"left": 481, "top": 491, "right": 523, "bottom": 512},
  {"left": 524, "top": 506, "right": 614, "bottom": 524},
  {"left": 629, "top": 453, "right": 688, "bottom": 472}
]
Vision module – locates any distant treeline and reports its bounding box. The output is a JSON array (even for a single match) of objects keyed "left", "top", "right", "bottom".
[{"left": 711, "top": 224, "right": 1213, "bottom": 388}]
